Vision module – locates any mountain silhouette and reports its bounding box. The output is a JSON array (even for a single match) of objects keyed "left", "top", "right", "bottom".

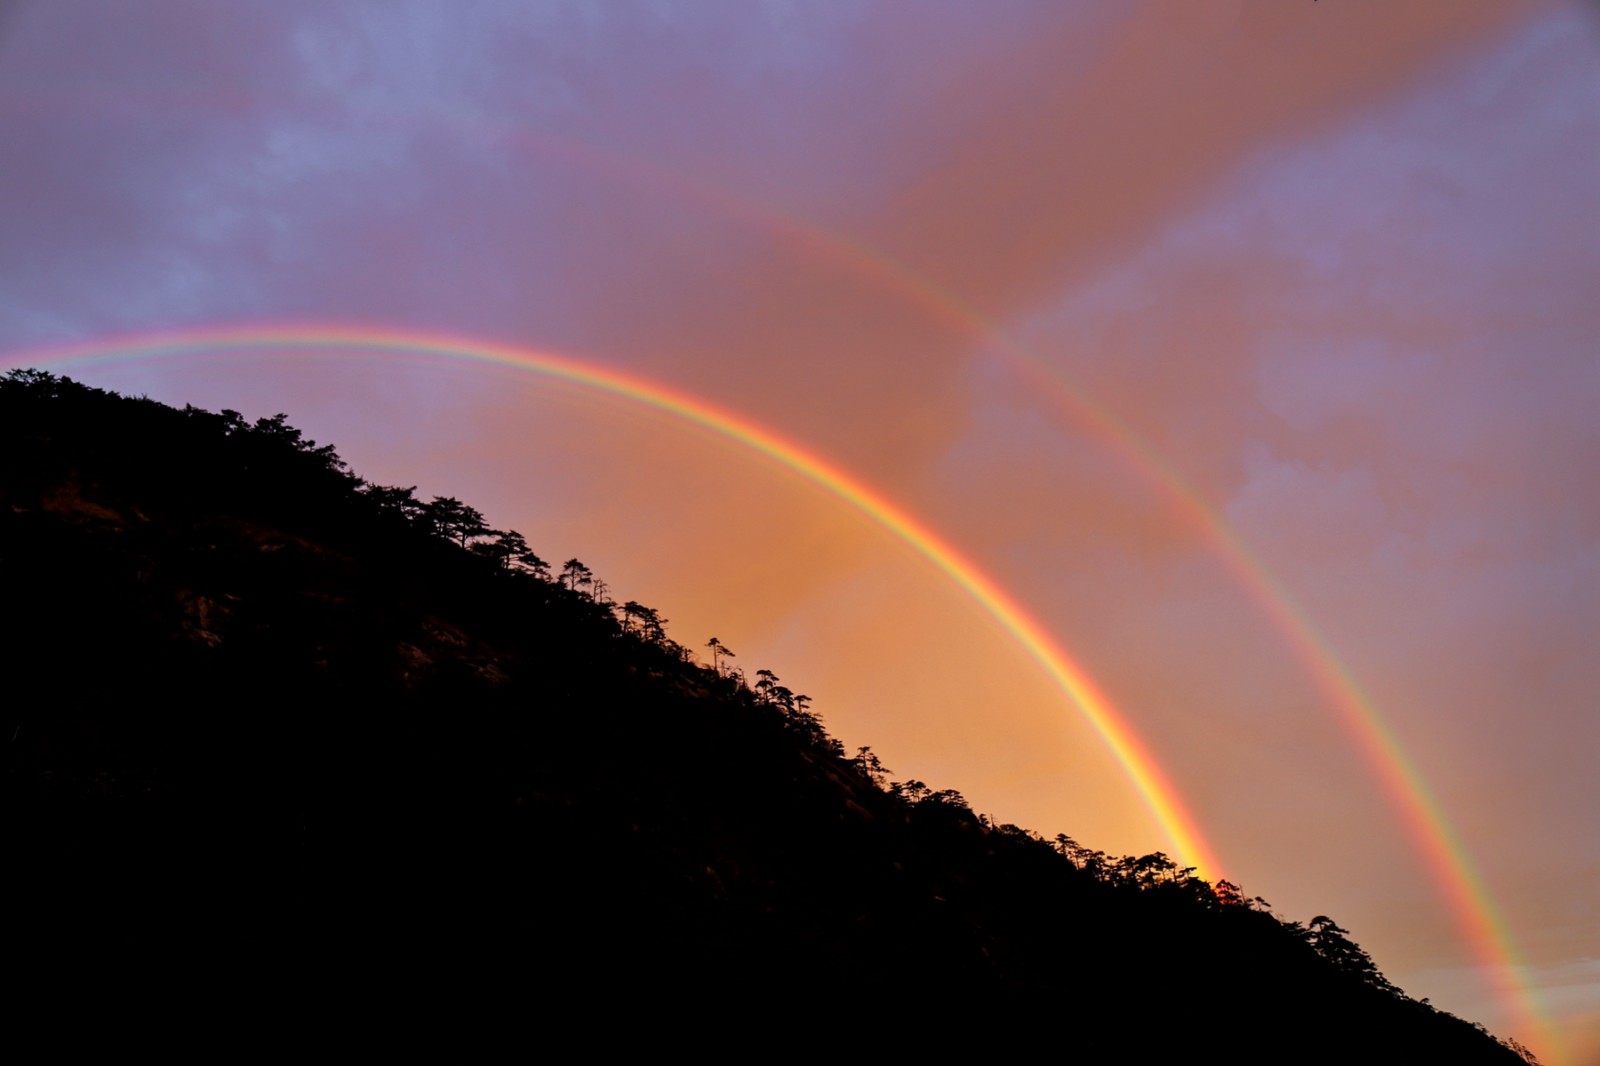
[{"left": 1, "top": 368, "right": 1534, "bottom": 1062}]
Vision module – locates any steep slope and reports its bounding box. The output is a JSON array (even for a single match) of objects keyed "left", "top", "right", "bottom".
[{"left": 1, "top": 370, "right": 1528, "bottom": 1061}]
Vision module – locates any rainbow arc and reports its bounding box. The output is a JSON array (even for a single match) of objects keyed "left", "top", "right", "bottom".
[{"left": 2, "top": 323, "right": 1225, "bottom": 882}]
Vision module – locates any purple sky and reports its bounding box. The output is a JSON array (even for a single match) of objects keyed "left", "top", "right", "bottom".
[{"left": 2, "top": 2, "right": 1595, "bottom": 1058}]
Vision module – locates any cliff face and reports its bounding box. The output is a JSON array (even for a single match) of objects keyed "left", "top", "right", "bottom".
[{"left": 1, "top": 371, "right": 1526, "bottom": 1062}]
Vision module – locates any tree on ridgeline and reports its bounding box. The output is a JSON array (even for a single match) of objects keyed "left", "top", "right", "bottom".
[
  {"left": 1500, "top": 1037, "right": 1543, "bottom": 1065},
  {"left": 767, "top": 682, "right": 795, "bottom": 712},
  {"left": 891, "top": 779, "right": 930, "bottom": 804},
  {"left": 561, "top": 558, "right": 593, "bottom": 596},
  {"left": 470, "top": 530, "right": 510, "bottom": 568},
  {"left": 216, "top": 407, "right": 249, "bottom": 434},
  {"left": 1212, "top": 879, "right": 1246, "bottom": 908},
  {"left": 2, "top": 366, "right": 62, "bottom": 394},
  {"left": 471, "top": 529, "right": 542, "bottom": 572},
  {"left": 635, "top": 605, "right": 667, "bottom": 646},
  {"left": 424, "top": 496, "right": 489, "bottom": 546},
  {"left": 1307, "top": 915, "right": 1397, "bottom": 994},
  {"left": 516, "top": 546, "right": 551, "bottom": 581},
  {"left": 478, "top": 529, "right": 549, "bottom": 579},
  {"left": 362, "top": 484, "right": 427, "bottom": 525},
  {"left": 246, "top": 412, "right": 349, "bottom": 473},
  {"left": 851, "top": 746, "right": 891, "bottom": 788},
  {"left": 706, "top": 636, "right": 736, "bottom": 677},
  {"left": 1127, "top": 851, "right": 1178, "bottom": 888},
  {"left": 923, "top": 788, "right": 969, "bottom": 810}
]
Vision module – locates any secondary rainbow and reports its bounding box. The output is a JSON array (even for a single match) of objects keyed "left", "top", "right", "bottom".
[
  {"left": 687, "top": 203, "right": 1560, "bottom": 1058},
  {"left": 1, "top": 322, "right": 1225, "bottom": 882}
]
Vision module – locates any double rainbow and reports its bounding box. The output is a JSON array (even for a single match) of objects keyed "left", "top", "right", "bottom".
[
  {"left": 3, "top": 318, "right": 1558, "bottom": 1059},
  {"left": 16, "top": 63, "right": 1562, "bottom": 1063}
]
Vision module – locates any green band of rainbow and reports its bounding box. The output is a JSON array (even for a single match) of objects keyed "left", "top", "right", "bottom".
[{"left": 1, "top": 322, "right": 1226, "bottom": 883}]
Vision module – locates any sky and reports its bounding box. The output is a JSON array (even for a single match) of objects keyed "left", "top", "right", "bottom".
[{"left": 1, "top": 1, "right": 1595, "bottom": 1059}]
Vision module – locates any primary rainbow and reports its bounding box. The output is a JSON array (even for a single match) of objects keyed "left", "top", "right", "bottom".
[{"left": 1, "top": 322, "right": 1226, "bottom": 882}]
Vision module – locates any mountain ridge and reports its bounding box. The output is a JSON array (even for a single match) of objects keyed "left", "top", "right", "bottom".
[{"left": 1, "top": 368, "right": 1534, "bottom": 1062}]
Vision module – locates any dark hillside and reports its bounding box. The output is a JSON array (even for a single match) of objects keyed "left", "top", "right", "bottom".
[{"left": 1, "top": 370, "right": 1529, "bottom": 1061}]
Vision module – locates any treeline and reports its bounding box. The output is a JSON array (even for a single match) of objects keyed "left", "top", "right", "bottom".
[
  {"left": 0, "top": 368, "right": 1537, "bottom": 1062},
  {"left": 0, "top": 368, "right": 1442, "bottom": 997}
]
